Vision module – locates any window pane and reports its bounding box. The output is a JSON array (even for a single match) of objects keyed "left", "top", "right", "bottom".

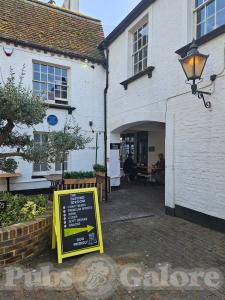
[
  {"left": 133, "top": 42, "right": 137, "bottom": 53},
  {"left": 207, "top": 1, "right": 215, "bottom": 17},
  {"left": 217, "top": 9, "right": 225, "bottom": 26},
  {"left": 62, "top": 77, "right": 67, "bottom": 85},
  {"left": 34, "top": 134, "right": 40, "bottom": 143},
  {"left": 61, "top": 91, "right": 67, "bottom": 99},
  {"left": 197, "top": 22, "right": 205, "bottom": 38},
  {"left": 41, "top": 65, "right": 47, "bottom": 74},
  {"left": 33, "top": 90, "right": 40, "bottom": 97},
  {"left": 64, "top": 161, "right": 68, "bottom": 171},
  {"left": 48, "top": 84, "right": 54, "bottom": 92},
  {"left": 134, "top": 64, "right": 138, "bottom": 75},
  {"left": 34, "top": 72, "right": 40, "bottom": 81},
  {"left": 143, "top": 47, "right": 148, "bottom": 58},
  {"left": 139, "top": 50, "right": 143, "bottom": 61},
  {"left": 138, "top": 28, "right": 143, "bottom": 39},
  {"left": 34, "top": 63, "right": 40, "bottom": 72},
  {"left": 55, "top": 68, "right": 61, "bottom": 76},
  {"left": 217, "top": 0, "right": 225, "bottom": 11},
  {"left": 41, "top": 73, "right": 47, "bottom": 82},
  {"left": 55, "top": 162, "right": 61, "bottom": 171},
  {"left": 41, "top": 163, "right": 48, "bottom": 172},
  {"left": 138, "top": 61, "right": 142, "bottom": 72},
  {"left": 138, "top": 39, "right": 142, "bottom": 50},
  {"left": 207, "top": 16, "right": 215, "bottom": 33},
  {"left": 48, "top": 92, "right": 54, "bottom": 100},
  {"left": 196, "top": 0, "right": 204, "bottom": 8},
  {"left": 143, "top": 35, "right": 147, "bottom": 46},
  {"left": 33, "top": 163, "right": 40, "bottom": 172},
  {"left": 48, "top": 74, "right": 54, "bottom": 83},
  {"left": 62, "top": 69, "right": 67, "bottom": 78},
  {"left": 55, "top": 90, "right": 60, "bottom": 98},
  {"left": 48, "top": 66, "right": 54, "bottom": 74},
  {"left": 143, "top": 58, "right": 147, "bottom": 70},
  {"left": 33, "top": 82, "right": 40, "bottom": 91},
  {"left": 134, "top": 53, "right": 138, "bottom": 64},
  {"left": 41, "top": 83, "right": 47, "bottom": 91},
  {"left": 197, "top": 7, "right": 205, "bottom": 23}
]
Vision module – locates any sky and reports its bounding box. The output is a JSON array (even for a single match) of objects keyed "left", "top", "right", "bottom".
[{"left": 43, "top": 0, "right": 141, "bottom": 36}]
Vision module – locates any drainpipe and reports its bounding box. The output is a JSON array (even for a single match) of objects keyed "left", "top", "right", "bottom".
[{"left": 104, "top": 47, "right": 109, "bottom": 202}]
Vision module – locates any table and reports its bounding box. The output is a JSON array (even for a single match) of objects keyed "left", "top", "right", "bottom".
[{"left": 0, "top": 173, "right": 21, "bottom": 192}]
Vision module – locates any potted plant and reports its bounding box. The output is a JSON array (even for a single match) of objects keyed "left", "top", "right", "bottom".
[{"left": 93, "top": 164, "right": 106, "bottom": 177}]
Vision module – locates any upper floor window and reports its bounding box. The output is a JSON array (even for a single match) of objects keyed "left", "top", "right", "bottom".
[
  {"left": 195, "top": 0, "right": 225, "bottom": 39},
  {"left": 33, "top": 62, "right": 68, "bottom": 104},
  {"left": 133, "top": 23, "right": 148, "bottom": 75}
]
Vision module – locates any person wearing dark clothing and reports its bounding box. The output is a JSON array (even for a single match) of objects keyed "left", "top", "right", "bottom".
[
  {"left": 151, "top": 153, "right": 165, "bottom": 184},
  {"left": 123, "top": 154, "right": 136, "bottom": 180}
]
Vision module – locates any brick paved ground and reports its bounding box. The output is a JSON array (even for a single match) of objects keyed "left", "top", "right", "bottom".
[{"left": 1, "top": 183, "right": 225, "bottom": 299}]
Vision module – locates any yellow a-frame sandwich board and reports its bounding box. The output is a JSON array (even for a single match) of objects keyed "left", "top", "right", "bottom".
[{"left": 52, "top": 187, "right": 104, "bottom": 264}]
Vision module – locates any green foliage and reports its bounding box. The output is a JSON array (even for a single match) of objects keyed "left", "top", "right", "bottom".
[
  {"left": 93, "top": 164, "right": 106, "bottom": 173},
  {"left": 47, "top": 124, "right": 92, "bottom": 165},
  {"left": 64, "top": 171, "right": 95, "bottom": 179},
  {"left": 0, "top": 67, "right": 47, "bottom": 126},
  {"left": 0, "top": 193, "right": 48, "bottom": 227},
  {"left": 0, "top": 158, "right": 18, "bottom": 173}
]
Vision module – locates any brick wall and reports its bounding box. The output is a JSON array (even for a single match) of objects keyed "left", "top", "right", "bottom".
[{"left": 0, "top": 210, "right": 52, "bottom": 266}]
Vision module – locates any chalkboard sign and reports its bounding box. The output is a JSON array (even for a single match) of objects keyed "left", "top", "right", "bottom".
[
  {"left": 110, "top": 143, "right": 120, "bottom": 150},
  {"left": 52, "top": 188, "right": 104, "bottom": 264}
]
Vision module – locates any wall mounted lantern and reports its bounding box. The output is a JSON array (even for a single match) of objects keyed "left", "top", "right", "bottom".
[{"left": 179, "top": 39, "right": 212, "bottom": 109}]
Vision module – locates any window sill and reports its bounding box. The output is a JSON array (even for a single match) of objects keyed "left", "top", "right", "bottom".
[
  {"left": 120, "top": 66, "right": 155, "bottom": 90},
  {"left": 45, "top": 103, "right": 76, "bottom": 114},
  {"left": 176, "top": 24, "right": 225, "bottom": 57}
]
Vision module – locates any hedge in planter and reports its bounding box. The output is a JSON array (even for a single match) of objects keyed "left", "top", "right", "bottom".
[
  {"left": 64, "top": 171, "right": 95, "bottom": 179},
  {"left": 0, "top": 193, "right": 52, "bottom": 266},
  {"left": 0, "top": 193, "right": 48, "bottom": 227}
]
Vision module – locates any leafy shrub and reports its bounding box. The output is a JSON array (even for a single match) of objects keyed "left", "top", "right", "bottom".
[
  {"left": 64, "top": 171, "right": 95, "bottom": 179},
  {"left": 93, "top": 164, "right": 106, "bottom": 173},
  {"left": 0, "top": 193, "right": 48, "bottom": 227}
]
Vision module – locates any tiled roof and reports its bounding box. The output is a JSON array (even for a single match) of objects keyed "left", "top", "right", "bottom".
[{"left": 0, "top": 0, "right": 105, "bottom": 63}]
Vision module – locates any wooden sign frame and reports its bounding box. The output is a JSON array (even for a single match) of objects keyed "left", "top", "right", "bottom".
[{"left": 52, "top": 187, "right": 104, "bottom": 264}]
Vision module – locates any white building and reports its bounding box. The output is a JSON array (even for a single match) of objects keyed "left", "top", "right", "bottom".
[
  {"left": 102, "top": 0, "right": 225, "bottom": 231},
  {"left": 0, "top": 0, "right": 106, "bottom": 192}
]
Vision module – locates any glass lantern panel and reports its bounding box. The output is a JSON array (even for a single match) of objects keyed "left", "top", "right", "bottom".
[
  {"left": 181, "top": 56, "right": 195, "bottom": 80},
  {"left": 194, "top": 55, "right": 207, "bottom": 78}
]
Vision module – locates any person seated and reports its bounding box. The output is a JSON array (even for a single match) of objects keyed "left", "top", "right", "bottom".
[
  {"left": 123, "top": 154, "right": 136, "bottom": 181},
  {"left": 151, "top": 153, "right": 165, "bottom": 184}
]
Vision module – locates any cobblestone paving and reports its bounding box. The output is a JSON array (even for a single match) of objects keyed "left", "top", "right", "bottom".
[{"left": 1, "top": 184, "right": 225, "bottom": 299}]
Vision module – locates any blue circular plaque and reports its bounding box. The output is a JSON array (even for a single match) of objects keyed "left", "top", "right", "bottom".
[{"left": 47, "top": 115, "right": 58, "bottom": 126}]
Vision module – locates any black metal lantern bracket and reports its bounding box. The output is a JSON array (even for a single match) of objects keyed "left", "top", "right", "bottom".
[{"left": 188, "top": 73, "right": 217, "bottom": 109}]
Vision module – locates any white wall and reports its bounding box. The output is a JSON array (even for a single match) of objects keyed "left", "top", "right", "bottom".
[
  {"left": 0, "top": 42, "right": 105, "bottom": 191},
  {"left": 148, "top": 131, "right": 165, "bottom": 166},
  {"left": 107, "top": 0, "right": 225, "bottom": 220}
]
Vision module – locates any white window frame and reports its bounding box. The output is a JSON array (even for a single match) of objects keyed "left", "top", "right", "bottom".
[
  {"left": 132, "top": 22, "right": 149, "bottom": 75},
  {"left": 194, "top": 0, "right": 225, "bottom": 39},
  {"left": 33, "top": 132, "right": 68, "bottom": 176},
  {"left": 33, "top": 61, "right": 70, "bottom": 105}
]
